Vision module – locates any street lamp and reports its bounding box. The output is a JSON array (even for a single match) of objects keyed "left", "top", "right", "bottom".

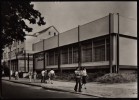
[
  {"left": 8, "top": 45, "right": 12, "bottom": 80},
  {"left": 15, "top": 51, "right": 18, "bottom": 72}
]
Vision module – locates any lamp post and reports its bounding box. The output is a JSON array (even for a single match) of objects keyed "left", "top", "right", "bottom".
[
  {"left": 78, "top": 25, "right": 81, "bottom": 69},
  {"left": 15, "top": 51, "right": 18, "bottom": 71},
  {"left": 23, "top": 50, "right": 26, "bottom": 72},
  {"left": 8, "top": 45, "right": 12, "bottom": 80}
]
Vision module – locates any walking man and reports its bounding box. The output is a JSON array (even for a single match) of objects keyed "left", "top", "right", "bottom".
[
  {"left": 44, "top": 69, "right": 47, "bottom": 83},
  {"left": 15, "top": 71, "right": 19, "bottom": 80},
  {"left": 41, "top": 69, "right": 45, "bottom": 83},
  {"left": 33, "top": 71, "right": 37, "bottom": 82},
  {"left": 48, "top": 69, "right": 55, "bottom": 84},
  {"left": 74, "top": 67, "right": 82, "bottom": 92},
  {"left": 29, "top": 71, "right": 32, "bottom": 82}
]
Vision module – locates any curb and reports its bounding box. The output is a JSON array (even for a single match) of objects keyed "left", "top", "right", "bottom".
[
  {"left": 2, "top": 79, "right": 102, "bottom": 98},
  {"left": 42, "top": 86, "right": 102, "bottom": 98},
  {"left": 2, "top": 79, "right": 41, "bottom": 87}
]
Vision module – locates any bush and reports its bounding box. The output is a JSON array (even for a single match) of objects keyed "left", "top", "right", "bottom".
[
  {"left": 87, "top": 71, "right": 106, "bottom": 82},
  {"left": 55, "top": 72, "right": 75, "bottom": 81},
  {"left": 95, "top": 73, "right": 137, "bottom": 83},
  {"left": 54, "top": 71, "right": 106, "bottom": 82}
]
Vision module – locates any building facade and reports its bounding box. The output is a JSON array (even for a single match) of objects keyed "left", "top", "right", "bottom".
[
  {"left": 33, "top": 13, "right": 137, "bottom": 73},
  {"left": 2, "top": 26, "right": 59, "bottom": 73}
]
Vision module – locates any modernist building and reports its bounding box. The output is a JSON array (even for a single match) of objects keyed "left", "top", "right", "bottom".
[
  {"left": 2, "top": 26, "right": 59, "bottom": 73},
  {"left": 33, "top": 13, "right": 137, "bottom": 73}
]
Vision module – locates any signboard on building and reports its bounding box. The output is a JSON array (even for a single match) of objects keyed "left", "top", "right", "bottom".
[{"left": 36, "top": 53, "right": 44, "bottom": 61}]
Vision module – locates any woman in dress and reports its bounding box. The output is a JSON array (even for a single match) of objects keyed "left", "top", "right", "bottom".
[{"left": 81, "top": 67, "right": 88, "bottom": 89}]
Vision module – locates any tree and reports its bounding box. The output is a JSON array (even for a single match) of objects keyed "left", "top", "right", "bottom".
[{"left": 0, "top": 1, "right": 46, "bottom": 97}]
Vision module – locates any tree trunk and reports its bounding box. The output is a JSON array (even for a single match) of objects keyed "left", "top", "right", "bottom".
[{"left": 0, "top": 48, "right": 3, "bottom": 97}]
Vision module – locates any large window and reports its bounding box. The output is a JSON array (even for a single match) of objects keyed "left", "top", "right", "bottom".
[
  {"left": 93, "top": 38, "right": 110, "bottom": 61},
  {"left": 54, "top": 51, "right": 58, "bottom": 65},
  {"left": 48, "top": 51, "right": 55, "bottom": 65},
  {"left": 106, "top": 38, "right": 110, "bottom": 60},
  {"left": 73, "top": 46, "right": 78, "bottom": 63},
  {"left": 82, "top": 42, "right": 92, "bottom": 62},
  {"left": 61, "top": 47, "right": 68, "bottom": 64},
  {"left": 46, "top": 50, "right": 59, "bottom": 66},
  {"left": 69, "top": 47, "right": 72, "bottom": 64}
]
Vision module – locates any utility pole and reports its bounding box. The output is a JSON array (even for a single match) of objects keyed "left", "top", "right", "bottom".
[
  {"left": 109, "top": 13, "right": 113, "bottom": 73},
  {"left": 58, "top": 31, "right": 62, "bottom": 75},
  {"left": 9, "top": 45, "right": 12, "bottom": 80},
  {"left": 78, "top": 25, "right": 81, "bottom": 69},
  {"left": 117, "top": 13, "right": 120, "bottom": 73}
]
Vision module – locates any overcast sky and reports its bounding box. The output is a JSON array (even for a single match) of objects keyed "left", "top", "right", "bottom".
[{"left": 27, "top": 1, "right": 137, "bottom": 34}]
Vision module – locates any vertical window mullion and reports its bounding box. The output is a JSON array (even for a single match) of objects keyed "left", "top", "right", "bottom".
[
  {"left": 54, "top": 51, "right": 55, "bottom": 65},
  {"left": 105, "top": 38, "right": 107, "bottom": 61},
  {"left": 72, "top": 46, "right": 73, "bottom": 64},
  {"left": 92, "top": 40, "right": 94, "bottom": 62},
  {"left": 68, "top": 47, "right": 69, "bottom": 64}
]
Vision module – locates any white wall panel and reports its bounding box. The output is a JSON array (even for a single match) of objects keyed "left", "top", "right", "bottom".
[
  {"left": 80, "top": 16, "right": 109, "bottom": 41},
  {"left": 44, "top": 36, "right": 58, "bottom": 50},
  {"left": 35, "top": 59, "right": 44, "bottom": 69},
  {"left": 59, "top": 28, "right": 78, "bottom": 46},
  {"left": 33, "top": 41, "right": 43, "bottom": 52},
  {"left": 119, "top": 16, "right": 137, "bottom": 37},
  {"left": 119, "top": 37, "right": 137, "bottom": 66}
]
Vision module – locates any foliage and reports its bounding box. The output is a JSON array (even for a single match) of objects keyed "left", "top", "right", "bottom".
[
  {"left": 0, "top": 1, "right": 46, "bottom": 47},
  {"left": 54, "top": 71, "right": 106, "bottom": 82},
  {"left": 55, "top": 72, "right": 75, "bottom": 81},
  {"left": 95, "top": 73, "right": 137, "bottom": 83},
  {"left": 87, "top": 71, "right": 106, "bottom": 82},
  {"left": 0, "top": 1, "right": 45, "bottom": 81}
]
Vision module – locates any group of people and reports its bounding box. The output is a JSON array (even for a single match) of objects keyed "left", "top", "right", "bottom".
[
  {"left": 74, "top": 67, "right": 88, "bottom": 92},
  {"left": 28, "top": 71, "right": 37, "bottom": 82},
  {"left": 28, "top": 68, "right": 55, "bottom": 84},
  {"left": 41, "top": 68, "right": 55, "bottom": 84},
  {"left": 9, "top": 70, "right": 19, "bottom": 80},
  {"left": 11, "top": 67, "right": 87, "bottom": 92}
]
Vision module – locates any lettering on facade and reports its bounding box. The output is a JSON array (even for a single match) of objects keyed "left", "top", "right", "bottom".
[{"left": 36, "top": 53, "right": 44, "bottom": 61}]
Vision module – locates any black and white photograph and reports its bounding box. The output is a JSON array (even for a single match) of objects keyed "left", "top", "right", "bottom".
[{"left": 0, "top": 1, "right": 137, "bottom": 99}]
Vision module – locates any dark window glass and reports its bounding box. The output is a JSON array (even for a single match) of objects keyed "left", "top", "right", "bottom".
[
  {"left": 82, "top": 42, "right": 92, "bottom": 62},
  {"left": 93, "top": 39, "right": 105, "bottom": 61},
  {"left": 55, "top": 51, "right": 58, "bottom": 65},
  {"left": 61, "top": 47, "right": 68, "bottom": 64},
  {"left": 49, "top": 51, "right": 54, "bottom": 65},
  {"left": 69, "top": 47, "right": 72, "bottom": 64},
  {"left": 49, "top": 32, "right": 51, "bottom": 35},
  {"left": 73, "top": 46, "right": 78, "bottom": 63},
  {"left": 106, "top": 38, "right": 110, "bottom": 60},
  {"left": 54, "top": 32, "right": 56, "bottom": 36}
]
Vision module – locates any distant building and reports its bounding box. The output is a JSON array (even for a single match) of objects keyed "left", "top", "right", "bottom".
[
  {"left": 33, "top": 13, "right": 137, "bottom": 73},
  {"left": 2, "top": 26, "right": 59, "bottom": 73}
]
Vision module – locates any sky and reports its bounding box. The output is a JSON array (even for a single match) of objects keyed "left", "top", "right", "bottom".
[{"left": 27, "top": 1, "right": 137, "bottom": 34}]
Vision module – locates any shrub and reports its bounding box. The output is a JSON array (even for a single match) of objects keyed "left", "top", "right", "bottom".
[
  {"left": 95, "top": 73, "right": 137, "bottom": 83},
  {"left": 55, "top": 72, "right": 75, "bottom": 81},
  {"left": 87, "top": 71, "right": 106, "bottom": 82},
  {"left": 55, "top": 71, "right": 106, "bottom": 82}
]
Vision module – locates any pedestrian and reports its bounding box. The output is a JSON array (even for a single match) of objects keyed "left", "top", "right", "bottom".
[
  {"left": 41, "top": 69, "right": 45, "bottom": 83},
  {"left": 48, "top": 68, "right": 55, "bottom": 84},
  {"left": 10, "top": 70, "right": 13, "bottom": 77},
  {"left": 28, "top": 71, "right": 32, "bottom": 82},
  {"left": 33, "top": 71, "right": 37, "bottom": 82},
  {"left": 74, "top": 67, "right": 82, "bottom": 92},
  {"left": 81, "top": 67, "right": 88, "bottom": 89},
  {"left": 15, "top": 71, "right": 19, "bottom": 80},
  {"left": 44, "top": 69, "right": 48, "bottom": 83}
]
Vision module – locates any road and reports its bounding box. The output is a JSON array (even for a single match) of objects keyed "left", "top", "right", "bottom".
[{"left": 1, "top": 80, "right": 95, "bottom": 99}]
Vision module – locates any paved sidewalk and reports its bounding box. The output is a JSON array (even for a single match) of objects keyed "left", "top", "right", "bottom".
[{"left": 2, "top": 77, "right": 137, "bottom": 98}]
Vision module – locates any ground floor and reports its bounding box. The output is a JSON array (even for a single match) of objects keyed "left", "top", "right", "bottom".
[
  {"left": 33, "top": 33, "right": 137, "bottom": 73},
  {"left": 2, "top": 53, "right": 33, "bottom": 73}
]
